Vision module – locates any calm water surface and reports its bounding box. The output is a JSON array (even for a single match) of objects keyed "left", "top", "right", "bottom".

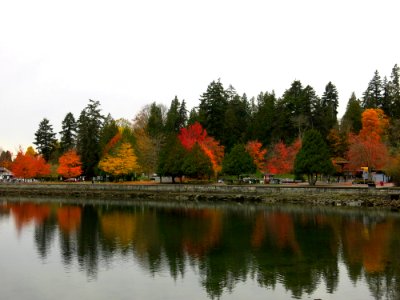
[{"left": 1, "top": 198, "right": 400, "bottom": 300}]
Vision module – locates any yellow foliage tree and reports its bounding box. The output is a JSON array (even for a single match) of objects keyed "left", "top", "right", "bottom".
[{"left": 98, "top": 142, "right": 139, "bottom": 177}]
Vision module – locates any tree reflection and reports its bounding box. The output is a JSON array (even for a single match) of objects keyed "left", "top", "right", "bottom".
[{"left": 4, "top": 200, "right": 400, "bottom": 300}]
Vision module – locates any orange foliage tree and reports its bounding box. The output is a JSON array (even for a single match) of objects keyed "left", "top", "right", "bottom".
[
  {"left": 11, "top": 148, "right": 51, "bottom": 179},
  {"left": 57, "top": 149, "right": 82, "bottom": 179},
  {"left": 359, "top": 108, "right": 389, "bottom": 140},
  {"left": 347, "top": 109, "right": 389, "bottom": 172},
  {"left": 245, "top": 140, "right": 267, "bottom": 172},
  {"left": 178, "top": 122, "right": 224, "bottom": 175},
  {"left": 266, "top": 139, "right": 301, "bottom": 174}
]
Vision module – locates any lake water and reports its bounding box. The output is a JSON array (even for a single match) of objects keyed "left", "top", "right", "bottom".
[{"left": 1, "top": 198, "right": 399, "bottom": 300}]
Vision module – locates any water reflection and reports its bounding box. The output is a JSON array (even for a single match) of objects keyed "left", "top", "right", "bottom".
[{"left": 1, "top": 200, "right": 400, "bottom": 299}]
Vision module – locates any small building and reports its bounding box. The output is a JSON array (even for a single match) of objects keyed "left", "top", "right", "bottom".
[{"left": 0, "top": 167, "right": 13, "bottom": 181}]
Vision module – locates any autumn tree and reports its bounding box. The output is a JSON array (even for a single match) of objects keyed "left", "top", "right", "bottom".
[
  {"left": 132, "top": 103, "right": 166, "bottom": 177},
  {"left": 245, "top": 140, "right": 267, "bottom": 172},
  {"left": 267, "top": 139, "right": 301, "bottom": 175},
  {"left": 178, "top": 122, "right": 224, "bottom": 176},
  {"left": 294, "top": 130, "right": 334, "bottom": 185},
  {"left": 11, "top": 148, "right": 51, "bottom": 179},
  {"left": 98, "top": 142, "right": 139, "bottom": 179},
  {"left": 359, "top": 108, "right": 389, "bottom": 140},
  {"left": 347, "top": 109, "right": 389, "bottom": 173},
  {"left": 0, "top": 150, "right": 12, "bottom": 169},
  {"left": 57, "top": 150, "right": 82, "bottom": 179}
]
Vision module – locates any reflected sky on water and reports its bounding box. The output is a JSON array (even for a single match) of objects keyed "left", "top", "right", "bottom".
[{"left": 1, "top": 199, "right": 400, "bottom": 300}]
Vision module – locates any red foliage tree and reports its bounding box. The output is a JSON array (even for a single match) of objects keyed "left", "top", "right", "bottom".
[
  {"left": 57, "top": 150, "right": 82, "bottom": 179},
  {"left": 245, "top": 140, "right": 267, "bottom": 172},
  {"left": 347, "top": 133, "right": 388, "bottom": 171},
  {"left": 11, "top": 149, "right": 51, "bottom": 179},
  {"left": 178, "top": 122, "right": 224, "bottom": 174},
  {"left": 266, "top": 139, "right": 301, "bottom": 174}
]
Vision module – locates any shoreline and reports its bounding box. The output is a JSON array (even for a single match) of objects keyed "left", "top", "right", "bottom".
[{"left": 1, "top": 182, "right": 400, "bottom": 210}]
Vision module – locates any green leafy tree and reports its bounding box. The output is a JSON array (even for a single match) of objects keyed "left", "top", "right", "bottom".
[
  {"left": 76, "top": 99, "right": 104, "bottom": 177},
  {"left": 182, "top": 143, "right": 213, "bottom": 179},
  {"left": 198, "top": 79, "right": 229, "bottom": 144},
  {"left": 294, "top": 129, "right": 335, "bottom": 185},
  {"left": 222, "top": 144, "right": 256, "bottom": 178},
  {"left": 33, "top": 118, "right": 57, "bottom": 161},
  {"left": 341, "top": 93, "right": 363, "bottom": 134},
  {"left": 59, "top": 112, "right": 77, "bottom": 153}
]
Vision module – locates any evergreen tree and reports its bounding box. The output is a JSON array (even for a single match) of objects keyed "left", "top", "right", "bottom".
[
  {"left": 341, "top": 93, "right": 363, "bottom": 133},
  {"left": 182, "top": 143, "right": 213, "bottom": 179},
  {"left": 157, "top": 135, "right": 186, "bottom": 183},
  {"left": 187, "top": 107, "right": 200, "bottom": 125},
  {"left": 147, "top": 102, "right": 165, "bottom": 138},
  {"left": 362, "top": 70, "right": 383, "bottom": 109},
  {"left": 278, "top": 81, "right": 317, "bottom": 142},
  {"left": 198, "top": 79, "right": 228, "bottom": 143},
  {"left": 99, "top": 114, "right": 119, "bottom": 155},
  {"left": 223, "top": 92, "right": 251, "bottom": 151},
  {"left": 222, "top": 144, "right": 256, "bottom": 178},
  {"left": 294, "top": 129, "right": 334, "bottom": 185},
  {"left": 381, "top": 76, "right": 392, "bottom": 117},
  {"left": 248, "top": 91, "right": 276, "bottom": 145},
  {"left": 76, "top": 99, "right": 104, "bottom": 177},
  {"left": 389, "top": 64, "right": 400, "bottom": 118},
  {"left": 165, "top": 96, "right": 187, "bottom": 134},
  {"left": 59, "top": 112, "right": 77, "bottom": 153},
  {"left": 34, "top": 118, "right": 57, "bottom": 161},
  {"left": 318, "top": 82, "right": 339, "bottom": 136}
]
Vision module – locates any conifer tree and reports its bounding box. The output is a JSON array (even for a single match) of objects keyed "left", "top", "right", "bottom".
[
  {"left": 294, "top": 129, "right": 334, "bottom": 185},
  {"left": 342, "top": 93, "right": 363, "bottom": 134},
  {"left": 363, "top": 70, "right": 383, "bottom": 109},
  {"left": 198, "top": 79, "right": 228, "bottom": 143},
  {"left": 59, "top": 112, "right": 77, "bottom": 153},
  {"left": 76, "top": 99, "right": 104, "bottom": 177},
  {"left": 34, "top": 118, "right": 57, "bottom": 161}
]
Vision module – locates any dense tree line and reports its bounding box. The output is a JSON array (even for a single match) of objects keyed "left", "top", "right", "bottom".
[{"left": 3, "top": 63, "right": 400, "bottom": 182}]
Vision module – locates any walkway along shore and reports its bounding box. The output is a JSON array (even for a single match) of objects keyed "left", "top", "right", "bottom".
[{"left": 1, "top": 183, "right": 400, "bottom": 210}]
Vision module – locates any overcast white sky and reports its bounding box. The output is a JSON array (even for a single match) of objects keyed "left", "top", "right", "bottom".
[{"left": 1, "top": 0, "right": 399, "bottom": 154}]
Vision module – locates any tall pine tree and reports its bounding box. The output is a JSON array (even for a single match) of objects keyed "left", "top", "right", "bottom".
[
  {"left": 59, "top": 112, "right": 77, "bottom": 153},
  {"left": 76, "top": 99, "right": 104, "bottom": 177},
  {"left": 34, "top": 118, "right": 57, "bottom": 161},
  {"left": 198, "top": 79, "right": 228, "bottom": 143},
  {"left": 362, "top": 70, "right": 383, "bottom": 109}
]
